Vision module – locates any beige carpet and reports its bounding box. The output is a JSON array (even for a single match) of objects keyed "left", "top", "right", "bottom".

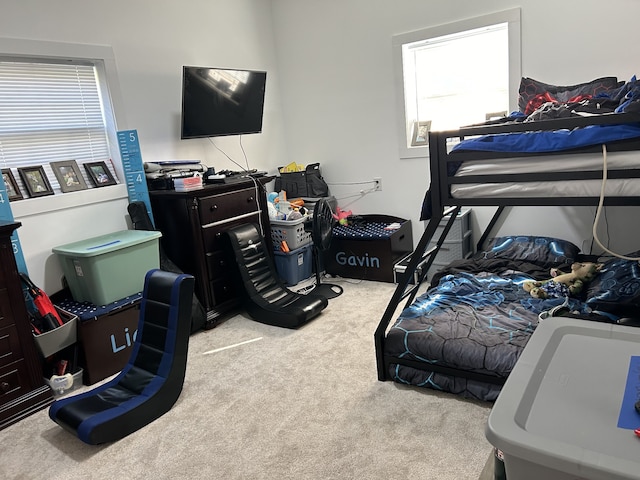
[{"left": 0, "top": 278, "right": 495, "bottom": 480}]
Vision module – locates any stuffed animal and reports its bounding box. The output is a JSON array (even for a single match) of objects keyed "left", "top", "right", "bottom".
[
  {"left": 523, "top": 262, "right": 603, "bottom": 299},
  {"left": 332, "top": 206, "right": 352, "bottom": 226}
]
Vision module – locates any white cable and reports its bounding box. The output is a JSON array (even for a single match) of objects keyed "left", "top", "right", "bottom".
[
  {"left": 206, "top": 136, "right": 266, "bottom": 240},
  {"left": 592, "top": 144, "right": 640, "bottom": 261}
]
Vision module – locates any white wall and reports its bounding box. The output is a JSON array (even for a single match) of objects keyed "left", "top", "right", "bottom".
[
  {"left": 270, "top": 0, "right": 640, "bottom": 255},
  {"left": 3, "top": 0, "right": 640, "bottom": 294},
  {"left": 1, "top": 0, "right": 287, "bottom": 292}
]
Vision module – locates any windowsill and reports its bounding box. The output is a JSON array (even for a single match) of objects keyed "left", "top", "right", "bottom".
[
  {"left": 10, "top": 183, "right": 129, "bottom": 218},
  {"left": 399, "top": 146, "right": 429, "bottom": 160}
]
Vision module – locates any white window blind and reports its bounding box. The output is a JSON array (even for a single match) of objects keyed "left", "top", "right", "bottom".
[{"left": 0, "top": 58, "right": 115, "bottom": 193}]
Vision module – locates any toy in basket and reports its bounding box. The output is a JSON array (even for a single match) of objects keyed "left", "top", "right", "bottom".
[{"left": 270, "top": 216, "right": 313, "bottom": 252}]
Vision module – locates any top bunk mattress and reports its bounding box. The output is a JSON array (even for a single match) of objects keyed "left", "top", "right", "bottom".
[{"left": 450, "top": 149, "right": 640, "bottom": 198}]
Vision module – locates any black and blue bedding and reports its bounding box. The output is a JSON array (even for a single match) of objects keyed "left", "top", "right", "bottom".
[
  {"left": 420, "top": 75, "right": 640, "bottom": 221},
  {"left": 383, "top": 236, "right": 640, "bottom": 402}
]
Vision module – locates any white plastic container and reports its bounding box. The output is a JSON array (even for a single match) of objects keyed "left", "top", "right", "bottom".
[{"left": 486, "top": 317, "right": 640, "bottom": 480}]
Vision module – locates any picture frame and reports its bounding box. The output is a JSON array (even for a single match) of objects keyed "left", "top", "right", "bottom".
[
  {"left": 17, "top": 165, "right": 54, "bottom": 198},
  {"left": 84, "top": 161, "right": 117, "bottom": 187},
  {"left": 1, "top": 168, "right": 23, "bottom": 201},
  {"left": 51, "top": 160, "right": 88, "bottom": 193},
  {"left": 411, "top": 120, "right": 432, "bottom": 147}
]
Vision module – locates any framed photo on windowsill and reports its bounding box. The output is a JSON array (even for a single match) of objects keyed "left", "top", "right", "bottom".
[
  {"left": 2, "top": 169, "right": 23, "bottom": 201},
  {"left": 84, "top": 161, "right": 117, "bottom": 187},
  {"left": 51, "top": 160, "right": 88, "bottom": 193},
  {"left": 18, "top": 165, "right": 54, "bottom": 198},
  {"left": 411, "top": 120, "right": 432, "bottom": 147}
]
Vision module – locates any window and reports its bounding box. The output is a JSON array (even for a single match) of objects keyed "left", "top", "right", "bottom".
[
  {"left": 393, "top": 9, "right": 521, "bottom": 158},
  {"left": 0, "top": 38, "right": 125, "bottom": 200}
]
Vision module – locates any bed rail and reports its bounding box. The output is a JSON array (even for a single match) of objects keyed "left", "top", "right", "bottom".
[
  {"left": 375, "top": 111, "right": 640, "bottom": 386},
  {"left": 428, "top": 112, "right": 640, "bottom": 215},
  {"left": 374, "top": 205, "right": 460, "bottom": 381}
]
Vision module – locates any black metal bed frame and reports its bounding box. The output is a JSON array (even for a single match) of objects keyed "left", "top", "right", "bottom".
[{"left": 374, "top": 112, "right": 640, "bottom": 386}]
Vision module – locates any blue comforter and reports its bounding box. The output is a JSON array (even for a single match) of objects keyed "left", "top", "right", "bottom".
[
  {"left": 385, "top": 263, "right": 591, "bottom": 401},
  {"left": 451, "top": 122, "right": 640, "bottom": 154}
]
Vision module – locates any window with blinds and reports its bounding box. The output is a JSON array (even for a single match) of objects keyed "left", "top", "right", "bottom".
[{"left": 0, "top": 58, "right": 118, "bottom": 196}]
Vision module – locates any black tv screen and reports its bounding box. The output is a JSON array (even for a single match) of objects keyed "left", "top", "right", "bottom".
[{"left": 181, "top": 66, "right": 267, "bottom": 139}]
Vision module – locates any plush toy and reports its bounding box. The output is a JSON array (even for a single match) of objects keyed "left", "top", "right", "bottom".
[
  {"left": 522, "top": 262, "right": 603, "bottom": 299},
  {"left": 332, "top": 206, "right": 352, "bottom": 226}
]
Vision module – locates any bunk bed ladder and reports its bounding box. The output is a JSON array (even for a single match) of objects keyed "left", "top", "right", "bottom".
[{"left": 374, "top": 204, "right": 461, "bottom": 381}]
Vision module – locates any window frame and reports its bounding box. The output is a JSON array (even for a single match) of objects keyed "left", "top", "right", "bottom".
[
  {"left": 0, "top": 37, "right": 128, "bottom": 216},
  {"left": 392, "top": 8, "right": 521, "bottom": 159}
]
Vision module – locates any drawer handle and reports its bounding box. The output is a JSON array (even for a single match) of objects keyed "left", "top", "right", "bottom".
[
  {"left": 247, "top": 196, "right": 254, "bottom": 202},
  {"left": 216, "top": 232, "right": 222, "bottom": 238},
  {"left": 210, "top": 204, "right": 218, "bottom": 211},
  {"left": 1, "top": 381, "right": 10, "bottom": 393}
]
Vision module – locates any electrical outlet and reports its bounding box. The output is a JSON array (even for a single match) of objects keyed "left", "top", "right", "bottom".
[{"left": 374, "top": 177, "right": 382, "bottom": 191}]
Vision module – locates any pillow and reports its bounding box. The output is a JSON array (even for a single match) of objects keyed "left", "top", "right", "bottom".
[
  {"left": 480, "top": 236, "right": 581, "bottom": 268},
  {"left": 518, "top": 76, "right": 623, "bottom": 115},
  {"left": 585, "top": 253, "right": 640, "bottom": 317}
]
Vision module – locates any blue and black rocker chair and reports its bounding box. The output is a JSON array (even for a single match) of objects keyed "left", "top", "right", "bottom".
[
  {"left": 227, "top": 223, "right": 328, "bottom": 329},
  {"left": 49, "top": 269, "right": 195, "bottom": 445}
]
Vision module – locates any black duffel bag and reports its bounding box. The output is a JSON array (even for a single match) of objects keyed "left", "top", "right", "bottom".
[{"left": 274, "top": 163, "right": 329, "bottom": 197}]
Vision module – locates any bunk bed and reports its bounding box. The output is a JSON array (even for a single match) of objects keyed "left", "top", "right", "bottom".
[{"left": 374, "top": 103, "right": 640, "bottom": 402}]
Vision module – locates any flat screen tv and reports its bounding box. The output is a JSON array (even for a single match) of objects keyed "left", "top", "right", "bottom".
[{"left": 181, "top": 66, "right": 267, "bottom": 139}]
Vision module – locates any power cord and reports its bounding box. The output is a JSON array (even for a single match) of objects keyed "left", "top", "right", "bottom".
[
  {"left": 592, "top": 144, "right": 640, "bottom": 261},
  {"left": 206, "top": 136, "right": 266, "bottom": 240}
]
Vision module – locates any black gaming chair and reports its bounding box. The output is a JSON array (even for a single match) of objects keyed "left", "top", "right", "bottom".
[
  {"left": 227, "top": 223, "right": 328, "bottom": 328},
  {"left": 49, "top": 269, "right": 194, "bottom": 445}
]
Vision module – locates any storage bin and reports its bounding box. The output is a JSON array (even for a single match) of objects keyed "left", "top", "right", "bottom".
[
  {"left": 325, "top": 215, "right": 413, "bottom": 283},
  {"left": 44, "top": 368, "right": 83, "bottom": 397},
  {"left": 270, "top": 216, "right": 313, "bottom": 251},
  {"left": 33, "top": 308, "right": 78, "bottom": 357},
  {"left": 52, "top": 230, "right": 161, "bottom": 305},
  {"left": 56, "top": 294, "right": 142, "bottom": 385},
  {"left": 486, "top": 317, "right": 640, "bottom": 480},
  {"left": 274, "top": 244, "right": 313, "bottom": 286},
  {"left": 274, "top": 163, "right": 329, "bottom": 197}
]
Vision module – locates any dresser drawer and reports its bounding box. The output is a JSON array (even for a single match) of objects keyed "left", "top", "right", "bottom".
[
  {"left": 0, "top": 358, "right": 30, "bottom": 404},
  {"left": 0, "top": 324, "right": 22, "bottom": 367},
  {"left": 198, "top": 187, "right": 259, "bottom": 225},
  {"left": 206, "top": 250, "right": 236, "bottom": 281},
  {"left": 201, "top": 213, "right": 261, "bottom": 253},
  {"left": 210, "top": 277, "right": 238, "bottom": 306}
]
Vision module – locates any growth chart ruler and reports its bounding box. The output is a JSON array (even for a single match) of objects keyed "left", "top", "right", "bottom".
[
  {"left": 0, "top": 173, "right": 29, "bottom": 275},
  {"left": 117, "top": 129, "right": 155, "bottom": 227}
]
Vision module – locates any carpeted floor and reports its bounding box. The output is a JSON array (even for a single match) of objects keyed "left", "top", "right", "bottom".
[{"left": 0, "top": 278, "right": 495, "bottom": 480}]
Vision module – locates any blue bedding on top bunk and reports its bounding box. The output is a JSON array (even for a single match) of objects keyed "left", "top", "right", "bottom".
[{"left": 451, "top": 122, "right": 640, "bottom": 154}]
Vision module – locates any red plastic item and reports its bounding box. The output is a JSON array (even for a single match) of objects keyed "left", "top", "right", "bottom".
[{"left": 20, "top": 273, "right": 63, "bottom": 327}]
